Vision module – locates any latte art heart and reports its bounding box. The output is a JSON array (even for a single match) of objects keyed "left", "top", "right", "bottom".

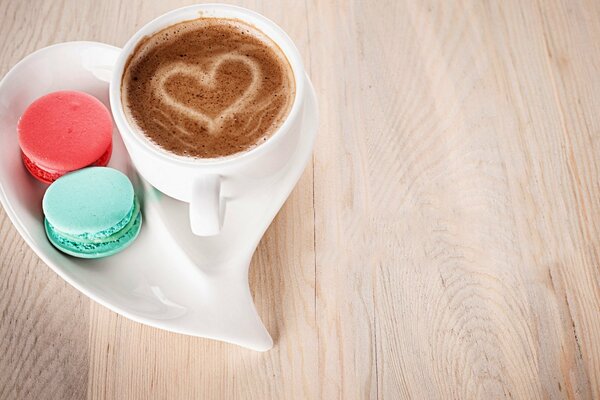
[
  {"left": 154, "top": 54, "right": 261, "bottom": 135},
  {"left": 121, "top": 18, "right": 295, "bottom": 158}
]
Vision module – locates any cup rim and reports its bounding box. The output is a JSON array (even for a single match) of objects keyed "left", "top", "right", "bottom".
[{"left": 109, "top": 3, "right": 305, "bottom": 167}]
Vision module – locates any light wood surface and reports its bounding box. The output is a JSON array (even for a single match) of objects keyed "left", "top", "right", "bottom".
[{"left": 2, "top": 0, "right": 600, "bottom": 398}]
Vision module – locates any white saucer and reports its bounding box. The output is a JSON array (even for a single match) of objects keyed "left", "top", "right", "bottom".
[{"left": 0, "top": 41, "right": 317, "bottom": 351}]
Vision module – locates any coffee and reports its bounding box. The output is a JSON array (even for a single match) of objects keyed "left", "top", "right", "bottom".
[{"left": 121, "top": 18, "right": 295, "bottom": 158}]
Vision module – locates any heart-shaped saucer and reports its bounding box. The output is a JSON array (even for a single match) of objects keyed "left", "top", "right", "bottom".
[{"left": 0, "top": 41, "right": 317, "bottom": 351}]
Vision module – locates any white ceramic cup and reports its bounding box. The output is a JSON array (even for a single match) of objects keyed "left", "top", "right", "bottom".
[{"left": 109, "top": 4, "right": 306, "bottom": 236}]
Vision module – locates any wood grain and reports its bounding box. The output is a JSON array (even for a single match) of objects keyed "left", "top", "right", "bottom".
[
  {"left": 2, "top": 0, "right": 600, "bottom": 398},
  {"left": 0, "top": 204, "right": 90, "bottom": 399}
]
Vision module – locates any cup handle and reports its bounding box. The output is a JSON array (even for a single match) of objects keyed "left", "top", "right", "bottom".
[{"left": 190, "top": 174, "right": 224, "bottom": 236}]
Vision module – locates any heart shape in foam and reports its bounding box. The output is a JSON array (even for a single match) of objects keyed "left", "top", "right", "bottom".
[{"left": 153, "top": 53, "right": 260, "bottom": 134}]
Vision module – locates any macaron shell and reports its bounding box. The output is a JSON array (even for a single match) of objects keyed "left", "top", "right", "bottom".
[
  {"left": 43, "top": 167, "right": 134, "bottom": 235},
  {"left": 18, "top": 91, "right": 113, "bottom": 171}
]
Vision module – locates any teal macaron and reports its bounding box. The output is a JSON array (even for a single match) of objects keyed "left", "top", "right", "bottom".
[{"left": 42, "top": 167, "right": 142, "bottom": 258}]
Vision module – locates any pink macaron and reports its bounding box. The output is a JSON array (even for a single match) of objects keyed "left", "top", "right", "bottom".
[{"left": 17, "top": 90, "right": 113, "bottom": 183}]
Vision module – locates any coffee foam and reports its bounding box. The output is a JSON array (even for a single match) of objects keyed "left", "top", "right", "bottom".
[{"left": 121, "top": 18, "right": 295, "bottom": 159}]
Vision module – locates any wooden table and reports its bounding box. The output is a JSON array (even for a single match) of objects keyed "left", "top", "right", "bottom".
[{"left": 2, "top": 0, "right": 600, "bottom": 398}]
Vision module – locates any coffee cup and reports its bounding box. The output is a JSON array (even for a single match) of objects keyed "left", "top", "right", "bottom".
[{"left": 109, "top": 4, "right": 306, "bottom": 236}]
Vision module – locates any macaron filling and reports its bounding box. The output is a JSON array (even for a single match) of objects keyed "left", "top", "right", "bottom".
[
  {"left": 21, "top": 143, "right": 112, "bottom": 184},
  {"left": 21, "top": 152, "right": 63, "bottom": 183},
  {"left": 45, "top": 197, "right": 141, "bottom": 255},
  {"left": 47, "top": 198, "right": 139, "bottom": 243}
]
